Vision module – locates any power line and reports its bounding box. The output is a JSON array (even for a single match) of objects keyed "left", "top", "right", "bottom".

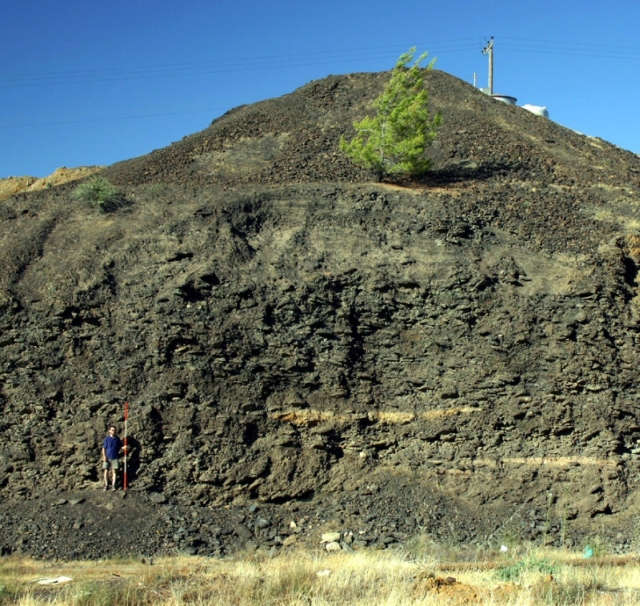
[
  {"left": 0, "top": 50, "right": 480, "bottom": 89},
  {"left": 501, "top": 45, "right": 640, "bottom": 61},
  {"left": 5, "top": 35, "right": 639, "bottom": 92},
  {"left": 0, "top": 38, "right": 482, "bottom": 89},
  {"left": 5, "top": 35, "right": 640, "bottom": 88},
  {"left": 0, "top": 39, "right": 482, "bottom": 129},
  {"left": 499, "top": 36, "right": 640, "bottom": 60},
  {"left": 0, "top": 106, "right": 231, "bottom": 130},
  {"left": 501, "top": 35, "right": 640, "bottom": 52},
  {"left": 8, "top": 35, "right": 639, "bottom": 131}
]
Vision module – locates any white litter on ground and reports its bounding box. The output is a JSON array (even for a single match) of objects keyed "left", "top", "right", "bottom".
[{"left": 35, "top": 577, "right": 73, "bottom": 585}]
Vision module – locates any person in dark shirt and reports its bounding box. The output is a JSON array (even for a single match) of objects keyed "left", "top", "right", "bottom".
[{"left": 102, "top": 426, "right": 123, "bottom": 491}]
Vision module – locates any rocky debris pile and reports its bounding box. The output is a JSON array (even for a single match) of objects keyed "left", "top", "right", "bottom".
[
  {"left": 3, "top": 481, "right": 630, "bottom": 561},
  {"left": 2, "top": 69, "right": 640, "bottom": 559},
  {"left": 0, "top": 486, "right": 483, "bottom": 560},
  {"left": 101, "top": 69, "right": 640, "bottom": 193}
]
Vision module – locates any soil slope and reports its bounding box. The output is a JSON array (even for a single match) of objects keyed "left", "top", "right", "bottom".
[
  {"left": 2, "top": 70, "right": 640, "bottom": 559},
  {"left": 0, "top": 166, "right": 102, "bottom": 201}
]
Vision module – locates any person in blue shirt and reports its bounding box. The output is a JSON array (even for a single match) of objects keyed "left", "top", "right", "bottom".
[{"left": 102, "top": 426, "right": 123, "bottom": 491}]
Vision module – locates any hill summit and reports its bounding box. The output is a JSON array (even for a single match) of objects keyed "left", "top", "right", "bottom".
[{"left": 2, "top": 69, "right": 640, "bottom": 559}]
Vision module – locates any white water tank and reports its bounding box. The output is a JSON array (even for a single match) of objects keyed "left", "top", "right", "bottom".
[
  {"left": 491, "top": 94, "right": 517, "bottom": 105},
  {"left": 522, "top": 104, "right": 549, "bottom": 118}
]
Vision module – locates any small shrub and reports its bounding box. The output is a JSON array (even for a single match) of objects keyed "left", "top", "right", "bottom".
[
  {"left": 73, "top": 177, "right": 126, "bottom": 213},
  {"left": 141, "top": 183, "right": 165, "bottom": 197},
  {"left": 496, "top": 556, "right": 557, "bottom": 582},
  {"left": 0, "top": 585, "right": 14, "bottom": 606}
]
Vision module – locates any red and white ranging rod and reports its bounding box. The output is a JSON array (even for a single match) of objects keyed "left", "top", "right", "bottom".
[{"left": 124, "top": 401, "right": 129, "bottom": 491}]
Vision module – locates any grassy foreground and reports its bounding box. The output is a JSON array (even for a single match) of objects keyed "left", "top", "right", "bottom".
[{"left": 1, "top": 545, "right": 640, "bottom": 605}]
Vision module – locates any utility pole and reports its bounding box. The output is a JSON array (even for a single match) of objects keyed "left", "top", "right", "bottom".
[{"left": 482, "top": 37, "right": 494, "bottom": 94}]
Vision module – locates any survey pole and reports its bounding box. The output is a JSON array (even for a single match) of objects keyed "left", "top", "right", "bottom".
[{"left": 124, "top": 401, "right": 129, "bottom": 491}]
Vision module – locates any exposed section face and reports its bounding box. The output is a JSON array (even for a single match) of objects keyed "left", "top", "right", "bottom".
[{"left": 3, "top": 69, "right": 640, "bottom": 561}]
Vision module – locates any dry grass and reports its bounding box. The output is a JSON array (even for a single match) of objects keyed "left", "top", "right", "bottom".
[{"left": 2, "top": 546, "right": 640, "bottom": 605}]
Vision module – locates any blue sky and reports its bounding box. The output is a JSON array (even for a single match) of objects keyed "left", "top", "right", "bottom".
[{"left": 2, "top": 0, "right": 639, "bottom": 178}]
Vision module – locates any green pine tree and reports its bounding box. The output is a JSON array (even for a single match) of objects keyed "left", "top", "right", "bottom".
[{"left": 340, "top": 48, "right": 442, "bottom": 179}]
